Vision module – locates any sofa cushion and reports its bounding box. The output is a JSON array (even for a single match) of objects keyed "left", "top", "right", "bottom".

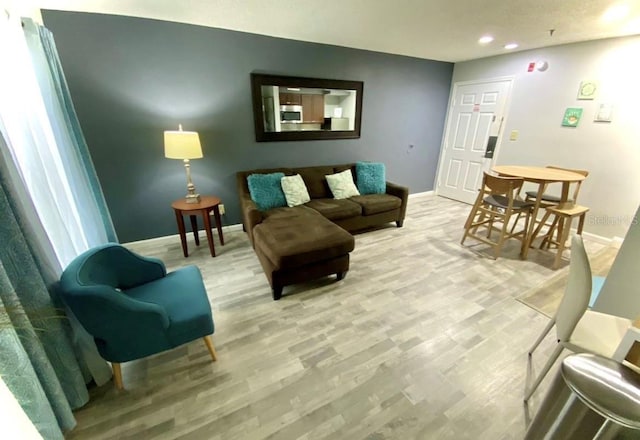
[
  {"left": 263, "top": 205, "right": 320, "bottom": 220},
  {"left": 281, "top": 174, "right": 311, "bottom": 207},
  {"left": 247, "top": 172, "right": 287, "bottom": 211},
  {"left": 326, "top": 169, "right": 360, "bottom": 199},
  {"left": 254, "top": 214, "right": 354, "bottom": 270},
  {"left": 356, "top": 162, "right": 386, "bottom": 195},
  {"left": 350, "top": 194, "right": 401, "bottom": 215},
  {"left": 305, "top": 198, "right": 362, "bottom": 220},
  {"left": 296, "top": 166, "right": 334, "bottom": 199}
]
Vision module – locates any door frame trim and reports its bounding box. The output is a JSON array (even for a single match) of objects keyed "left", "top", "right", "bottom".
[{"left": 434, "top": 76, "right": 515, "bottom": 200}]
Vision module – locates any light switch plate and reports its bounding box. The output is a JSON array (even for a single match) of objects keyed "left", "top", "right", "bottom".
[{"left": 509, "top": 130, "right": 519, "bottom": 141}]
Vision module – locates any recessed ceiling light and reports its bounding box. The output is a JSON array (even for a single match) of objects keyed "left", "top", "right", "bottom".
[
  {"left": 602, "top": 4, "right": 629, "bottom": 22},
  {"left": 478, "top": 35, "right": 494, "bottom": 44},
  {"left": 504, "top": 43, "right": 519, "bottom": 50}
]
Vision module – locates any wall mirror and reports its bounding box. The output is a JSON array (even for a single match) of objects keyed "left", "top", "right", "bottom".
[{"left": 251, "top": 73, "right": 364, "bottom": 142}]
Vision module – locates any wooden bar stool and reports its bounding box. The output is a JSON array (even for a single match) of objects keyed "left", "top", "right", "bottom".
[{"left": 539, "top": 204, "right": 590, "bottom": 269}]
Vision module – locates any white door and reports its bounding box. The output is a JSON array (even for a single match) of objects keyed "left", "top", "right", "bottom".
[{"left": 436, "top": 79, "right": 512, "bottom": 204}]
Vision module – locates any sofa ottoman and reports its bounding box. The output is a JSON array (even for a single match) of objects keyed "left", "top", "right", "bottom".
[{"left": 253, "top": 206, "right": 355, "bottom": 300}]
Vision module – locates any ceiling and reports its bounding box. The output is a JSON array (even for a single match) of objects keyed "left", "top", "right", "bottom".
[{"left": 29, "top": 0, "right": 640, "bottom": 62}]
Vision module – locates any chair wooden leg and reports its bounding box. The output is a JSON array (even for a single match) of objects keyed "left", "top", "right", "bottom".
[
  {"left": 462, "top": 196, "right": 483, "bottom": 245},
  {"left": 531, "top": 210, "right": 551, "bottom": 246},
  {"left": 487, "top": 210, "right": 495, "bottom": 239},
  {"left": 519, "top": 209, "right": 532, "bottom": 256},
  {"left": 541, "top": 217, "right": 560, "bottom": 249},
  {"left": 576, "top": 212, "right": 586, "bottom": 235},
  {"left": 112, "top": 362, "right": 124, "bottom": 390},
  {"left": 511, "top": 194, "right": 536, "bottom": 234},
  {"left": 494, "top": 209, "right": 511, "bottom": 259},
  {"left": 553, "top": 216, "right": 572, "bottom": 269},
  {"left": 203, "top": 335, "right": 218, "bottom": 362},
  {"left": 525, "top": 344, "right": 564, "bottom": 402},
  {"left": 509, "top": 211, "right": 522, "bottom": 235},
  {"left": 556, "top": 215, "right": 566, "bottom": 245},
  {"left": 474, "top": 210, "right": 488, "bottom": 235}
]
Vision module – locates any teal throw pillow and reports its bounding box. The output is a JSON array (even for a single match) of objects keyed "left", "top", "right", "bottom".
[
  {"left": 356, "top": 162, "right": 386, "bottom": 195},
  {"left": 247, "top": 172, "right": 287, "bottom": 211}
]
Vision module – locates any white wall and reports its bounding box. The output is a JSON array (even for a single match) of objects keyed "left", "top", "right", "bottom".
[
  {"left": 1, "top": 0, "right": 42, "bottom": 23},
  {"left": 452, "top": 36, "right": 640, "bottom": 240},
  {"left": 592, "top": 203, "right": 640, "bottom": 319},
  {"left": 0, "top": 377, "right": 43, "bottom": 439}
]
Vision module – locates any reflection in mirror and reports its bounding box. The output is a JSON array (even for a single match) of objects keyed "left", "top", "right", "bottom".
[
  {"left": 251, "top": 73, "right": 363, "bottom": 142},
  {"left": 261, "top": 86, "right": 357, "bottom": 133}
]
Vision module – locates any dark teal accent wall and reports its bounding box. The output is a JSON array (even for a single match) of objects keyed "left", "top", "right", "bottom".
[{"left": 42, "top": 11, "right": 453, "bottom": 243}]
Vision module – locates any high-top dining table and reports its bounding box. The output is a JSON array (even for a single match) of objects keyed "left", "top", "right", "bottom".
[{"left": 492, "top": 165, "right": 587, "bottom": 259}]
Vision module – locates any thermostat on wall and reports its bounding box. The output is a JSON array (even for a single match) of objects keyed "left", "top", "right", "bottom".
[{"left": 594, "top": 103, "right": 613, "bottom": 122}]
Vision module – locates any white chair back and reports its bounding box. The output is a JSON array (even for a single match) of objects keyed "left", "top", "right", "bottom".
[{"left": 555, "top": 235, "right": 592, "bottom": 341}]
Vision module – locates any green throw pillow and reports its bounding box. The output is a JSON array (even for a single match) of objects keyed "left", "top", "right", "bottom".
[
  {"left": 356, "top": 162, "right": 386, "bottom": 194},
  {"left": 247, "top": 172, "right": 287, "bottom": 211}
]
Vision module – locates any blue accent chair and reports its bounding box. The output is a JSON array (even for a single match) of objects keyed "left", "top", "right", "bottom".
[{"left": 59, "top": 243, "right": 216, "bottom": 389}]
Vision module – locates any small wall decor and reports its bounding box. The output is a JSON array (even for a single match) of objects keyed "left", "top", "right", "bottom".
[
  {"left": 577, "top": 80, "right": 598, "bottom": 100},
  {"left": 594, "top": 103, "right": 613, "bottom": 122},
  {"left": 562, "top": 107, "right": 583, "bottom": 127}
]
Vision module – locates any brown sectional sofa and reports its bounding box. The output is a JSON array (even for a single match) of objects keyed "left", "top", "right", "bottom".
[{"left": 237, "top": 164, "right": 409, "bottom": 300}]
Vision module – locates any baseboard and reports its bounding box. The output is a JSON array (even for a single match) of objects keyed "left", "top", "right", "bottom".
[
  {"left": 123, "top": 223, "right": 244, "bottom": 247},
  {"left": 580, "top": 230, "right": 622, "bottom": 248},
  {"left": 409, "top": 191, "right": 434, "bottom": 199},
  {"left": 220, "top": 223, "right": 244, "bottom": 233}
]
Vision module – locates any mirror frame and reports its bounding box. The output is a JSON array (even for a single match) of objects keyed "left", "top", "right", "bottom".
[{"left": 250, "top": 73, "right": 364, "bottom": 142}]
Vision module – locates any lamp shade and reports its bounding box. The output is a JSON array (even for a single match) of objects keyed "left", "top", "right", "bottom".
[{"left": 164, "top": 130, "right": 203, "bottom": 159}]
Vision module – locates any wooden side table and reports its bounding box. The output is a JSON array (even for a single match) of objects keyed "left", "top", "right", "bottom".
[{"left": 171, "top": 196, "right": 224, "bottom": 257}]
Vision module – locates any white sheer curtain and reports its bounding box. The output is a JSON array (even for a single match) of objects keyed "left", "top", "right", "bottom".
[
  {"left": 0, "top": 13, "right": 113, "bottom": 387},
  {"left": 0, "top": 13, "right": 110, "bottom": 268}
]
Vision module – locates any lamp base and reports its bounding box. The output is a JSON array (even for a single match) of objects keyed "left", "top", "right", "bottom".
[{"left": 185, "top": 193, "right": 201, "bottom": 204}]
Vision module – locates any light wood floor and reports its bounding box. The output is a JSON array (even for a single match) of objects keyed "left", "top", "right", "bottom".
[{"left": 66, "top": 195, "right": 609, "bottom": 439}]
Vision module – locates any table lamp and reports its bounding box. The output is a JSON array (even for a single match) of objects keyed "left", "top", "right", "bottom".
[{"left": 164, "top": 124, "right": 203, "bottom": 204}]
